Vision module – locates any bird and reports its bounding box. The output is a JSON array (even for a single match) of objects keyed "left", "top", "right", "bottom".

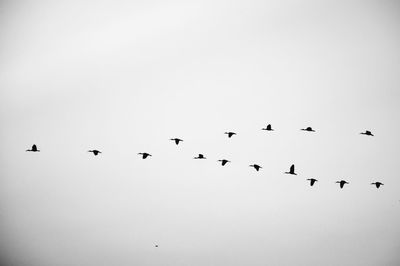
[
  {"left": 88, "top": 150, "right": 101, "bottom": 156},
  {"left": 249, "top": 164, "right": 262, "bottom": 171},
  {"left": 371, "top": 182, "right": 384, "bottom": 188},
  {"left": 155, "top": 245, "right": 159, "bottom": 248},
  {"left": 26, "top": 144, "right": 40, "bottom": 152},
  {"left": 285, "top": 164, "right": 297, "bottom": 175},
  {"left": 170, "top": 138, "right": 183, "bottom": 145},
  {"left": 336, "top": 180, "right": 349, "bottom": 189},
  {"left": 224, "top": 132, "right": 237, "bottom": 138},
  {"left": 194, "top": 154, "right": 206, "bottom": 159},
  {"left": 138, "top": 152, "right": 152, "bottom": 159},
  {"left": 262, "top": 124, "right": 274, "bottom": 131},
  {"left": 301, "top": 127, "right": 315, "bottom": 132},
  {"left": 218, "top": 159, "right": 230, "bottom": 166},
  {"left": 360, "top": 130, "right": 374, "bottom": 136},
  {"left": 307, "top": 178, "right": 318, "bottom": 186}
]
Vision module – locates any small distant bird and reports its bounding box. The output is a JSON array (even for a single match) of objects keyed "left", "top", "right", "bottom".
[
  {"left": 301, "top": 127, "right": 315, "bottom": 132},
  {"left": 224, "top": 132, "right": 237, "bottom": 138},
  {"left": 336, "top": 180, "right": 349, "bottom": 189},
  {"left": 218, "top": 159, "right": 230, "bottom": 166},
  {"left": 249, "top": 164, "right": 262, "bottom": 171},
  {"left": 262, "top": 124, "right": 274, "bottom": 131},
  {"left": 170, "top": 138, "right": 183, "bottom": 145},
  {"left": 155, "top": 245, "right": 158, "bottom": 248},
  {"left": 360, "top": 130, "right": 374, "bottom": 136},
  {"left": 307, "top": 178, "right": 318, "bottom": 186},
  {"left": 138, "top": 152, "right": 152, "bottom": 159},
  {"left": 88, "top": 150, "right": 101, "bottom": 156},
  {"left": 285, "top": 164, "right": 297, "bottom": 175},
  {"left": 194, "top": 154, "right": 206, "bottom": 159},
  {"left": 26, "top": 144, "right": 40, "bottom": 152},
  {"left": 371, "top": 182, "right": 384, "bottom": 188}
]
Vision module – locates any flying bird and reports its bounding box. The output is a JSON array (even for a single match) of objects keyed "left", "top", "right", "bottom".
[
  {"left": 88, "top": 150, "right": 101, "bottom": 156},
  {"left": 262, "top": 124, "right": 274, "bottom": 131},
  {"left": 307, "top": 178, "right": 318, "bottom": 186},
  {"left": 218, "top": 159, "right": 230, "bottom": 166},
  {"left": 138, "top": 152, "right": 152, "bottom": 159},
  {"left": 194, "top": 154, "right": 206, "bottom": 159},
  {"left": 170, "top": 138, "right": 183, "bottom": 145},
  {"left": 224, "top": 132, "right": 237, "bottom": 138},
  {"left": 301, "top": 127, "right": 315, "bottom": 132},
  {"left": 26, "top": 144, "right": 40, "bottom": 152},
  {"left": 371, "top": 182, "right": 384, "bottom": 188},
  {"left": 336, "top": 180, "right": 349, "bottom": 189},
  {"left": 249, "top": 164, "right": 262, "bottom": 171},
  {"left": 285, "top": 164, "right": 297, "bottom": 175},
  {"left": 360, "top": 130, "right": 374, "bottom": 136}
]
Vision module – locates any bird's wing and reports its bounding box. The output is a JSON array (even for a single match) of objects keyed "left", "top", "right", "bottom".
[{"left": 290, "top": 165, "right": 295, "bottom": 172}]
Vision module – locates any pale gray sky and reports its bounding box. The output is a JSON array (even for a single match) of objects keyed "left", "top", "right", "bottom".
[{"left": 1, "top": 0, "right": 400, "bottom": 265}]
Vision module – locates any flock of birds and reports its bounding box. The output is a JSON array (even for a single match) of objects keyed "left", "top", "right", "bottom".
[{"left": 25, "top": 125, "right": 383, "bottom": 189}]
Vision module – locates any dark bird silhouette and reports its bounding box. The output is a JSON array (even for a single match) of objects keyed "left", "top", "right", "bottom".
[
  {"left": 301, "top": 127, "right": 315, "bottom": 132},
  {"left": 218, "top": 159, "right": 230, "bottom": 166},
  {"left": 138, "top": 152, "right": 152, "bottom": 159},
  {"left": 224, "top": 132, "right": 237, "bottom": 138},
  {"left": 170, "top": 138, "right": 183, "bottom": 145},
  {"left": 194, "top": 154, "right": 206, "bottom": 159},
  {"left": 336, "top": 180, "right": 349, "bottom": 189},
  {"left": 285, "top": 164, "right": 297, "bottom": 175},
  {"left": 262, "top": 124, "right": 274, "bottom": 131},
  {"left": 249, "top": 164, "right": 262, "bottom": 171},
  {"left": 307, "top": 178, "right": 318, "bottom": 186},
  {"left": 26, "top": 144, "right": 40, "bottom": 152},
  {"left": 88, "top": 149, "right": 101, "bottom": 156},
  {"left": 360, "top": 130, "right": 374, "bottom": 136},
  {"left": 155, "top": 245, "right": 158, "bottom": 248},
  {"left": 371, "top": 182, "right": 384, "bottom": 188}
]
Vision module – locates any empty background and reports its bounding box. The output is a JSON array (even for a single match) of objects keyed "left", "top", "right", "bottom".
[{"left": 1, "top": 0, "right": 400, "bottom": 265}]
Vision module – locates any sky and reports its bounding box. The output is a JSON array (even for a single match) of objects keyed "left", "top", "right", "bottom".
[{"left": 1, "top": 0, "right": 400, "bottom": 265}]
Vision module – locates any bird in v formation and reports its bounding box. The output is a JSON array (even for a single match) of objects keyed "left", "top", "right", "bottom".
[{"left": 25, "top": 128, "right": 381, "bottom": 187}]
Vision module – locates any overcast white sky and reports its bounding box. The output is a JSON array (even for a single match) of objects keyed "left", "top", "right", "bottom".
[{"left": 1, "top": 0, "right": 400, "bottom": 265}]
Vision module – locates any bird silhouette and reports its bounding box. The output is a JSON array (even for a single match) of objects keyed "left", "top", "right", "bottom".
[
  {"left": 360, "top": 130, "right": 374, "bottom": 136},
  {"left": 262, "top": 124, "right": 274, "bottom": 131},
  {"left": 224, "top": 132, "right": 237, "bottom": 138},
  {"left": 336, "top": 180, "right": 349, "bottom": 188},
  {"left": 138, "top": 152, "right": 152, "bottom": 159},
  {"left": 285, "top": 164, "right": 297, "bottom": 175},
  {"left": 249, "top": 164, "right": 262, "bottom": 171},
  {"left": 26, "top": 144, "right": 40, "bottom": 152},
  {"left": 371, "top": 182, "right": 384, "bottom": 188},
  {"left": 155, "top": 245, "right": 159, "bottom": 248},
  {"left": 170, "top": 138, "right": 183, "bottom": 145},
  {"left": 307, "top": 178, "right": 318, "bottom": 186},
  {"left": 194, "top": 154, "right": 206, "bottom": 159},
  {"left": 218, "top": 159, "right": 230, "bottom": 166},
  {"left": 88, "top": 150, "right": 101, "bottom": 156},
  {"left": 301, "top": 127, "right": 315, "bottom": 132}
]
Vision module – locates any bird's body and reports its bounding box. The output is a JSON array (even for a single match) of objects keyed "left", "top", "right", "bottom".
[
  {"left": 301, "top": 127, "right": 315, "bottom": 132},
  {"left": 170, "top": 138, "right": 183, "bottom": 145},
  {"left": 360, "top": 130, "right": 374, "bottom": 136},
  {"left": 285, "top": 164, "right": 297, "bottom": 175},
  {"left": 194, "top": 154, "right": 206, "bottom": 159},
  {"left": 307, "top": 178, "right": 318, "bottom": 186},
  {"left": 138, "top": 152, "right": 152, "bottom": 159},
  {"left": 218, "top": 159, "right": 230, "bottom": 166},
  {"left": 336, "top": 180, "right": 349, "bottom": 188},
  {"left": 224, "top": 132, "right": 237, "bottom": 138},
  {"left": 88, "top": 150, "right": 101, "bottom": 156},
  {"left": 371, "top": 182, "right": 383, "bottom": 188},
  {"left": 249, "top": 164, "right": 262, "bottom": 171},
  {"left": 26, "top": 144, "right": 40, "bottom": 152},
  {"left": 262, "top": 124, "right": 274, "bottom": 131},
  {"left": 155, "top": 245, "right": 158, "bottom": 248}
]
